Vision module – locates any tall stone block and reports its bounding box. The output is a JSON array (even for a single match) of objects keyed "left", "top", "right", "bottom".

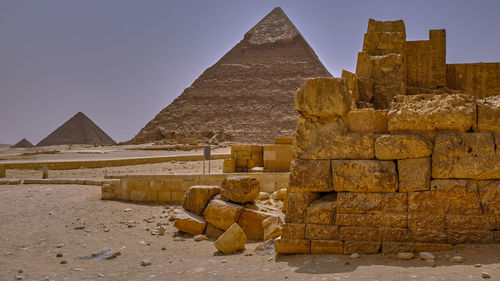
[
  {"left": 398, "top": 158, "right": 431, "bottom": 192},
  {"left": 477, "top": 96, "right": 500, "bottom": 132},
  {"left": 332, "top": 160, "right": 398, "bottom": 192}
]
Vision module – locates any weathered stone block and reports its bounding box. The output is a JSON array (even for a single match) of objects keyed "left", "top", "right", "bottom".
[
  {"left": 408, "top": 215, "right": 445, "bottom": 229},
  {"left": 214, "top": 223, "right": 247, "bottom": 254},
  {"left": 347, "top": 109, "right": 388, "bottom": 133},
  {"left": 305, "top": 193, "right": 337, "bottom": 225},
  {"left": 306, "top": 224, "right": 339, "bottom": 240},
  {"left": 204, "top": 199, "right": 244, "bottom": 231},
  {"left": 182, "top": 185, "right": 220, "bottom": 216},
  {"left": 337, "top": 192, "right": 407, "bottom": 215},
  {"left": 282, "top": 223, "right": 306, "bottom": 239},
  {"left": 275, "top": 238, "right": 310, "bottom": 254},
  {"left": 367, "top": 18, "right": 406, "bottom": 34},
  {"left": 237, "top": 208, "right": 272, "bottom": 240},
  {"left": 476, "top": 180, "right": 500, "bottom": 215},
  {"left": 262, "top": 215, "right": 283, "bottom": 241},
  {"left": 294, "top": 118, "right": 374, "bottom": 160},
  {"left": 205, "top": 223, "right": 224, "bottom": 239},
  {"left": 447, "top": 230, "right": 494, "bottom": 244},
  {"left": 332, "top": 160, "right": 397, "bottom": 192},
  {"left": 343, "top": 241, "right": 381, "bottom": 254},
  {"left": 398, "top": 158, "right": 431, "bottom": 192},
  {"left": 289, "top": 160, "right": 333, "bottom": 192},
  {"left": 378, "top": 228, "right": 411, "bottom": 242},
  {"left": 358, "top": 77, "right": 374, "bottom": 103},
  {"left": 294, "top": 77, "right": 351, "bottom": 121},
  {"left": 311, "top": 240, "right": 343, "bottom": 254},
  {"left": 220, "top": 176, "right": 260, "bottom": 204},
  {"left": 413, "top": 243, "right": 452, "bottom": 252},
  {"left": 222, "top": 159, "right": 236, "bottom": 173},
  {"left": 410, "top": 228, "right": 447, "bottom": 243},
  {"left": 174, "top": 210, "right": 207, "bottom": 235},
  {"left": 477, "top": 95, "right": 500, "bottom": 132},
  {"left": 284, "top": 191, "right": 320, "bottom": 223},
  {"left": 336, "top": 214, "right": 407, "bottom": 228},
  {"left": 362, "top": 31, "right": 405, "bottom": 55},
  {"left": 381, "top": 242, "right": 414, "bottom": 254},
  {"left": 445, "top": 215, "right": 496, "bottom": 231},
  {"left": 375, "top": 134, "right": 432, "bottom": 160},
  {"left": 340, "top": 227, "right": 378, "bottom": 241},
  {"left": 408, "top": 180, "right": 483, "bottom": 215},
  {"left": 432, "top": 133, "right": 500, "bottom": 179},
  {"left": 388, "top": 94, "right": 476, "bottom": 132}
]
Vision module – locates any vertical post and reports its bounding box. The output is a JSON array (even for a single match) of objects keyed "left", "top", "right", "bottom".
[
  {"left": 0, "top": 164, "right": 6, "bottom": 178},
  {"left": 204, "top": 146, "right": 211, "bottom": 174},
  {"left": 42, "top": 164, "right": 48, "bottom": 179}
]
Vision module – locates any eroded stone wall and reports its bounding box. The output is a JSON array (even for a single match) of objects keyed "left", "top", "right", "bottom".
[{"left": 275, "top": 77, "right": 500, "bottom": 255}]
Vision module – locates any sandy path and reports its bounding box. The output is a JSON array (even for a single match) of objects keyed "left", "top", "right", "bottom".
[{"left": 1, "top": 184, "right": 500, "bottom": 281}]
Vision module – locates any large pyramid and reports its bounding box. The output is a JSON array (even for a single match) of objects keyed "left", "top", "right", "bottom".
[
  {"left": 12, "top": 138, "right": 34, "bottom": 148},
  {"left": 131, "top": 7, "right": 331, "bottom": 144},
  {"left": 37, "top": 112, "right": 116, "bottom": 146}
]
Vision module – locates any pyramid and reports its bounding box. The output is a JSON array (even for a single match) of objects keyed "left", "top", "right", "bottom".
[
  {"left": 37, "top": 112, "right": 116, "bottom": 146},
  {"left": 12, "top": 138, "right": 34, "bottom": 148},
  {"left": 131, "top": 7, "right": 331, "bottom": 144}
]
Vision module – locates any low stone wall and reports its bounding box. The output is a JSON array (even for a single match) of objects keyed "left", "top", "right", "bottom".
[
  {"left": 223, "top": 140, "right": 293, "bottom": 172},
  {"left": 276, "top": 76, "right": 500, "bottom": 255},
  {"left": 0, "top": 178, "right": 106, "bottom": 186},
  {"left": 101, "top": 172, "right": 289, "bottom": 203},
  {"left": 0, "top": 153, "right": 230, "bottom": 171}
]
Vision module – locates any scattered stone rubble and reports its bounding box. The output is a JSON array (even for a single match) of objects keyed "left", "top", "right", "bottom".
[
  {"left": 173, "top": 176, "right": 285, "bottom": 254},
  {"left": 276, "top": 18, "right": 500, "bottom": 255}
]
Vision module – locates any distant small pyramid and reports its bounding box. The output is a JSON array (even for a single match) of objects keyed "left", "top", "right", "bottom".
[
  {"left": 12, "top": 138, "right": 34, "bottom": 148},
  {"left": 131, "top": 7, "right": 331, "bottom": 144},
  {"left": 37, "top": 112, "right": 115, "bottom": 146}
]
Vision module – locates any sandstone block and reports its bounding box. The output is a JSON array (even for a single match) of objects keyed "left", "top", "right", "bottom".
[
  {"left": 282, "top": 223, "right": 306, "bottom": 239},
  {"left": 214, "top": 223, "right": 247, "bottom": 254},
  {"left": 306, "top": 224, "right": 339, "bottom": 240},
  {"left": 387, "top": 94, "right": 476, "bottom": 132},
  {"left": 445, "top": 215, "right": 496, "bottom": 231},
  {"left": 294, "top": 77, "right": 351, "bottom": 121},
  {"left": 447, "top": 230, "right": 494, "bottom": 244},
  {"left": 270, "top": 188, "right": 287, "bottom": 201},
  {"left": 305, "top": 193, "right": 337, "bottom": 225},
  {"left": 173, "top": 210, "right": 207, "bottom": 235},
  {"left": 289, "top": 160, "right": 333, "bottom": 192},
  {"left": 204, "top": 199, "right": 244, "bottom": 230},
  {"left": 408, "top": 215, "right": 445, "bottom": 229},
  {"left": 347, "top": 109, "right": 387, "bottom": 133},
  {"left": 367, "top": 18, "right": 406, "bottom": 34},
  {"left": 262, "top": 215, "right": 283, "bottom": 241},
  {"left": 220, "top": 176, "right": 260, "bottom": 204},
  {"left": 275, "top": 137, "right": 293, "bottom": 145},
  {"left": 362, "top": 31, "right": 405, "bottom": 55},
  {"left": 284, "top": 191, "right": 320, "bottom": 223},
  {"left": 311, "top": 240, "right": 343, "bottom": 254},
  {"left": 378, "top": 228, "right": 411, "bottom": 242},
  {"left": 340, "top": 227, "right": 378, "bottom": 241},
  {"left": 410, "top": 228, "right": 447, "bottom": 243},
  {"left": 341, "top": 69, "right": 360, "bottom": 102},
  {"left": 408, "top": 180, "right": 483, "bottom": 215},
  {"left": 413, "top": 243, "right": 452, "bottom": 252},
  {"left": 343, "top": 241, "right": 381, "bottom": 254},
  {"left": 337, "top": 192, "right": 407, "bottom": 215},
  {"left": 432, "top": 133, "right": 500, "bottom": 179},
  {"left": 381, "top": 242, "right": 414, "bottom": 254},
  {"left": 205, "top": 224, "right": 224, "bottom": 239},
  {"left": 336, "top": 214, "right": 407, "bottom": 228},
  {"left": 332, "top": 160, "right": 398, "bottom": 192},
  {"left": 476, "top": 180, "right": 500, "bottom": 215},
  {"left": 237, "top": 208, "right": 272, "bottom": 240},
  {"left": 375, "top": 134, "right": 432, "bottom": 160},
  {"left": 398, "top": 158, "right": 431, "bottom": 192},
  {"left": 182, "top": 185, "right": 220, "bottom": 216},
  {"left": 477, "top": 95, "right": 500, "bottom": 132},
  {"left": 358, "top": 77, "right": 374, "bottom": 102},
  {"left": 275, "top": 237, "right": 310, "bottom": 254},
  {"left": 223, "top": 159, "right": 236, "bottom": 173},
  {"left": 294, "top": 118, "right": 375, "bottom": 160}
]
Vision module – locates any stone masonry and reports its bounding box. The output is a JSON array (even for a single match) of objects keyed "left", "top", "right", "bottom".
[{"left": 276, "top": 19, "right": 500, "bottom": 255}]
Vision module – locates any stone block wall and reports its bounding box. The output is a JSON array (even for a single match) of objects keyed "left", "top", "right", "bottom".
[{"left": 275, "top": 76, "right": 500, "bottom": 254}]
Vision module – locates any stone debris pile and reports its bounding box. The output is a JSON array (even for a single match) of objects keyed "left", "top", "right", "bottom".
[{"left": 173, "top": 176, "right": 285, "bottom": 254}]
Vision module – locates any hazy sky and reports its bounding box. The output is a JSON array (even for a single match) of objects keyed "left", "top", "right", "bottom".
[{"left": 1, "top": 0, "right": 499, "bottom": 144}]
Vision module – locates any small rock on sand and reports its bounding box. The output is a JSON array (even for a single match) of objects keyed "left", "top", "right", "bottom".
[
  {"left": 349, "top": 253, "right": 360, "bottom": 259},
  {"left": 141, "top": 259, "right": 152, "bottom": 266},
  {"left": 397, "top": 252, "right": 414, "bottom": 260},
  {"left": 425, "top": 260, "right": 436, "bottom": 267},
  {"left": 419, "top": 252, "right": 435, "bottom": 260},
  {"left": 451, "top": 256, "right": 465, "bottom": 263},
  {"left": 482, "top": 272, "right": 491, "bottom": 278},
  {"left": 474, "top": 264, "right": 482, "bottom": 267},
  {"left": 194, "top": 234, "right": 208, "bottom": 242}
]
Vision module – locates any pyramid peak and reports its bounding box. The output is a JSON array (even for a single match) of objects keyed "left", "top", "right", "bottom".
[
  {"left": 12, "top": 138, "right": 34, "bottom": 148},
  {"left": 244, "top": 7, "right": 300, "bottom": 45}
]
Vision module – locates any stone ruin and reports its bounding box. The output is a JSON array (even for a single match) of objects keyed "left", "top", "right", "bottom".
[{"left": 276, "top": 19, "right": 500, "bottom": 255}]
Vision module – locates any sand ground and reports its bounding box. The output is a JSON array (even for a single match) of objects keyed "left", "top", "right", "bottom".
[{"left": 1, "top": 145, "right": 500, "bottom": 281}]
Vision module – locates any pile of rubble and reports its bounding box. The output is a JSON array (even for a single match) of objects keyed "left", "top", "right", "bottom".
[{"left": 173, "top": 176, "right": 286, "bottom": 254}]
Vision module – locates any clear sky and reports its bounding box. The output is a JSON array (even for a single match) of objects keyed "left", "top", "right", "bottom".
[{"left": 1, "top": 0, "right": 499, "bottom": 144}]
